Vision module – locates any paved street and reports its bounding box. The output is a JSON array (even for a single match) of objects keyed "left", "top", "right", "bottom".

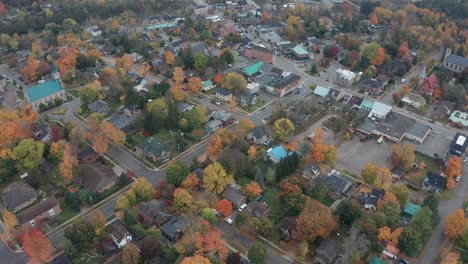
[{"left": 0, "top": 223, "right": 26, "bottom": 264}]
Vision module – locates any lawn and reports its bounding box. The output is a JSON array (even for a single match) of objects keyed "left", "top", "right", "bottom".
[
  {"left": 262, "top": 188, "right": 283, "bottom": 224},
  {"left": 237, "top": 176, "right": 251, "bottom": 187},
  {"left": 319, "top": 194, "right": 336, "bottom": 207},
  {"left": 68, "top": 90, "right": 80, "bottom": 98},
  {"left": 56, "top": 203, "right": 79, "bottom": 225},
  {"left": 406, "top": 152, "right": 441, "bottom": 186},
  {"left": 152, "top": 129, "right": 171, "bottom": 141}
]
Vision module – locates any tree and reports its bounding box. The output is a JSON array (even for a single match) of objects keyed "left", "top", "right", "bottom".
[
  {"left": 296, "top": 198, "right": 336, "bottom": 241},
  {"left": 115, "top": 195, "right": 129, "bottom": 211},
  {"left": 203, "top": 162, "right": 234, "bottom": 194},
  {"left": 173, "top": 67, "right": 185, "bottom": 85},
  {"left": 390, "top": 185, "right": 410, "bottom": 206},
  {"left": 244, "top": 181, "right": 263, "bottom": 200},
  {"left": 362, "top": 42, "right": 381, "bottom": 63},
  {"left": 248, "top": 145, "right": 257, "bottom": 160},
  {"left": 170, "top": 85, "right": 187, "bottom": 102},
  {"left": 12, "top": 139, "right": 44, "bottom": 171},
  {"left": 375, "top": 166, "right": 392, "bottom": 190},
  {"left": 236, "top": 118, "right": 254, "bottom": 137},
  {"left": 222, "top": 72, "right": 247, "bottom": 94},
  {"left": 181, "top": 173, "right": 200, "bottom": 189},
  {"left": 226, "top": 252, "right": 242, "bottom": 264},
  {"left": 341, "top": 226, "right": 371, "bottom": 262},
  {"left": 200, "top": 208, "right": 217, "bottom": 226},
  {"left": 398, "top": 228, "right": 421, "bottom": 255},
  {"left": 65, "top": 190, "right": 81, "bottom": 212},
  {"left": 79, "top": 81, "right": 102, "bottom": 104},
  {"left": 58, "top": 143, "right": 78, "bottom": 184},
  {"left": 21, "top": 56, "right": 39, "bottom": 82},
  {"left": 194, "top": 52, "right": 208, "bottom": 72},
  {"left": 391, "top": 143, "right": 415, "bottom": 170},
  {"left": 0, "top": 3, "right": 6, "bottom": 16},
  {"left": 440, "top": 251, "right": 460, "bottom": 264},
  {"left": 445, "top": 156, "right": 462, "bottom": 190},
  {"left": 444, "top": 208, "right": 465, "bottom": 240},
  {"left": 181, "top": 255, "right": 212, "bottom": 264},
  {"left": 89, "top": 211, "right": 106, "bottom": 236},
  {"left": 361, "top": 162, "right": 378, "bottom": 184},
  {"left": 216, "top": 128, "right": 237, "bottom": 147},
  {"left": 335, "top": 200, "right": 362, "bottom": 225},
  {"left": 174, "top": 188, "right": 193, "bottom": 212},
  {"left": 207, "top": 135, "right": 223, "bottom": 157},
  {"left": 273, "top": 118, "right": 295, "bottom": 141},
  {"left": 56, "top": 47, "right": 79, "bottom": 79},
  {"left": 381, "top": 201, "right": 401, "bottom": 229},
  {"left": 378, "top": 226, "right": 403, "bottom": 244},
  {"left": 248, "top": 243, "right": 267, "bottom": 264},
  {"left": 141, "top": 235, "right": 161, "bottom": 260},
  {"left": 369, "top": 14, "right": 378, "bottom": 25},
  {"left": 21, "top": 228, "right": 53, "bottom": 264},
  {"left": 51, "top": 126, "right": 61, "bottom": 142},
  {"left": 129, "top": 178, "right": 155, "bottom": 203},
  {"left": 37, "top": 61, "right": 51, "bottom": 77},
  {"left": 2, "top": 210, "right": 17, "bottom": 230},
  {"left": 166, "top": 162, "right": 189, "bottom": 186},
  {"left": 165, "top": 51, "right": 175, "bottom": 66},
  {"left": 215, "top": 199, "right": 233, "bottom": 217},
  {"left": 121, "top": 243, "right": 140, "bottom": 264},
  {"left": 372, "top": 47, "right": 385, "bottom": 65},
  {"left": 187, "top": 77, "right": 202, "bottom": 94},
  {"left": 398, "top": 41, "right": 409, "bottom": 57},
  {"left": 214, "top": 73, "right": 223, "bottom": 85}
]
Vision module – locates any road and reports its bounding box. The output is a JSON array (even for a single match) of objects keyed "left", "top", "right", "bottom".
[{"left": 0, "top": 221, "right": 27, "bottom": 264}]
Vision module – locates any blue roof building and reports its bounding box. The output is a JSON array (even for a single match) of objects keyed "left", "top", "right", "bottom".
[
  {"left": 26, "top": 79, "right": 66, "bottom": 111},
  {"left": 267, "top": 146, "right": 290, "bottom": 164}
]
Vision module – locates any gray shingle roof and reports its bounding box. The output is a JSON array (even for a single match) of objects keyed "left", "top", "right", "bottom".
[
  {"left": 446, "top": 54, "right": 468, "bottom": 67},
  {"left": 77, "top": 163, "right": 117, "bottom": 193},
  {"left": 249, "top": 126, "right": 266, "bottom": 139},
  {"left": 1, "top": 182, "right": 38, "bottom": 211},
  {"left": 323, "top": 174, "right": 351, "bottom": 193}
]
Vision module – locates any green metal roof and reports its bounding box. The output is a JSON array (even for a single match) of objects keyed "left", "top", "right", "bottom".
[
  {"left": 403, "top": 202, "right": 421, "bottom": 217},
  {"left": 360, "top": 99, "right": 374, "bottom": 110},
  {"left": 369, "top": 257, "right": 387, "bottom": 264},
  {"left": 26, "top": 80, "right": 63, "bottom": 102},
  {"left": 145, "top": 21, "right": 179, "bottom": 30},
  {"left": 292, "top": 45, "right": 309, "bottom": 55},
  {"left": 202, "top": 80, "right": 213, "bottom": 88},
  {"left": 449, "top": 110, "right": 468, "bottom": 127},
  {"left": 244, "top": 62, "right": 264, "bottom": 76}
]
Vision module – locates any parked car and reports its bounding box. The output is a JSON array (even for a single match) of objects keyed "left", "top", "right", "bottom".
[
  {"left": 238, "top": 203, "right": 247, "bottom": 212},
  {"left": 224, "top": 217, "right": 233, "bottom": 225},
  {"left": 322, "top": 126, "right": 329, "bottom": 131}
]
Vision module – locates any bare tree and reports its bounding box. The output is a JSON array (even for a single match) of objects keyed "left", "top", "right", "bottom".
[{"left": 340, "top": 226, "right": 370, "bottom": 263}]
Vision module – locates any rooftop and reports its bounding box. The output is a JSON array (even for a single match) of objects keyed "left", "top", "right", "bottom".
[
  {"left": 314, "top": 85, "right": 331, "bottom": 97},
  {"left": 216, "top": 88, "right": 232, "bottom": 96},
  {"left": 1, "top": 181, "right": 38, "bottom": 211},
  {"left": 449, "top": 110, "right": 468, "bottom": 127},
  {"left": 449, "top": 133, "right": 468, "bottom": 154},
  {"left": 77, "top": 163, "right": 117, "bottom": 193},
  {"left": 446, "top": 54, "right": 468, "bottom": 67},
  {"left": 425, "top": 172, "right": 447, "bottom": 190},
  {"left": 403, "top": 202, "right": 422, "bottom": 217},
  {"left": 17, "top": 197, "right": 59, "bottom": 224},
  {"left": 373, "top": 111, "right": 415, "bottom": 141},
  {"left": 244, "top": 62, "right": 264, "bottom": 76},
  {"left": 267, "top": 145, "right": 289, "bottom": 160},
  {"left": 336, "top": 68, "right": 356, "bottom": 80},
  {"left": 406, "top": 123, "right": 431, "bottom": 139},
  {"left": 26, "top": 80, "right": 63, "bottom": 102},
  {"left": 291, "top": 45, "right": 309, "bottom": 55},
  {"left": 137, "top": 137, "right": 170, "bottom": 157},
  {"left": 369, "top": 102, "right": 392, "bottom": 118}
]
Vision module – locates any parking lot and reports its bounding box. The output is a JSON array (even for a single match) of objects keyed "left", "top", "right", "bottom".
[{"left": 0, "top": 64, "right": 27, "bottom": 109}]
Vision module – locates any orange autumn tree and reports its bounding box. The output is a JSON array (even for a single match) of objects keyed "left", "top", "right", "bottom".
[
  {"left": 445, "top": 156, "right": 462, "bottom": 189},
  {"left": 440, "top": 250, "right": 460, "bottom": 264},
  {"left": 398, "top": 41, "right": 409, "bottom": 57},
  {"left": 372, "top": 47, "right": 385, "bottom": 65},
  {"left": 170, "top": 85, "right": 186, "bottom": 101},
  {"left": 58, "top": 143, "right": 78, "bottom": 184},
  {"left": 296, "top": 198, "right": 336, "bottom": 241},
  {"left": 207, "top": 135, "right": 223, "bottom": 157},
  {"left": 87, "top": 114, "right": 125, "bottom": 154},
  {"left": 165, "top": 51, "right": 175, "bottom": 66},
  {"left": 378, "top": 191, "right": 400, "bottom": 209},
  {"left": 285, "top": 139, "right": 299, "bottom": 152},
  {"left": 173, "top": 67, "right": 185, "bottom": 85},
  {"left": 235, "top": 118, "right": 254, "bottom": 137},
  {"left": 86, "top": 48, "right": 102, "bottom": 61},
  {"left": 214, "top": 73, "right": 223, "bottom": 85},
  {"left": 378, "top": 226, "right": 403, "bottom": 244},
  {"left": 21, "top": 228, "right": 54, "bottom": 264},
  {"left": 369, "top": 14, "right": 378, "bottom": 25},
  {"left": 56, "top": 47, "right": 79, "bottom": 78},
  {"left": 248, "top": 145, "right": 257, "bottom": 160},
  {"left": 181, "top": 173, "right": 200, "bottom": 189},
  {"left": 2, "top": 210, "right": 17, "bottom": 230},
  {"left": 181, "top": 255, "right": 211, "bottom": 264},
  {"left": 215, "top": 199, "right": 232, "bottom": 217},
  {"left": 244, "top": 181, "right": 263, "bottom": 200},
  {"left": 0, "top": 2, "right": 6, "bottom": 16},
  {"left": 194, "top": 228, "right": 228, "bottom": 261},
  {"left": 444, "top": 208, "right": 465, "bottom": 239},
  {"left": 188, "top": 77, "right": 202, "bottom": 94},
  {"left": 0, "top": 108, "right": 21, "bottom": 158},
  {"left": 21, "top": 55, "right": 39, "bottom": 82}
]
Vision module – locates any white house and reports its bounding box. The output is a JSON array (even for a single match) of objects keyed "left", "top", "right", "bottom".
[
  {"left": 402, "top": 93, "right": 426, "bottom": 108},
  {"left": 335, "top": 68, "right": 356, "bottom": 86},
  {"left": 110, "top": 223, "right": 133, "bottom": 249}
]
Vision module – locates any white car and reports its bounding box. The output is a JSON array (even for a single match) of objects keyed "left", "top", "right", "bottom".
[
  {"left": 225, "top": 217, "right": 233, "bottom": 225},
  {"left": 215, "top": 101, "right": 221, "bottom": 106},
  {"left": 238, "top": 203, "right": 247, "bottom": 212},
  {"left": 455, "top": 176, "right": 461, "bottom": 182}
]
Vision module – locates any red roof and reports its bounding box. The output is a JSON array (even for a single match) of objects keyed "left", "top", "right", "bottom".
[{"left": 419, "top": 73, "right": 438, "bottom": 94}]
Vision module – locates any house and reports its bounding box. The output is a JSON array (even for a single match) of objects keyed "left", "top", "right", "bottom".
[
  {"left": 360, "top": 99, "right": 374, "bottom": 111},
  {"left": 222, "top": 186, "right": 246, "bottom": 209},
  {"left": 335, "top": 69, "right": 356, "bottom": 86},
  {"left": 368, "top": 102, "right": 392, "bottom": 120},
  {"left": 244, "top": 62, "right": 264, "bottom": 77},
  {"left": 403, "top": 202, "right": 422, "bottom": 219},
  {"left": 244, "top": 43, "right": 273, "bottom": 64},
  {"left": 216, "top": 21, "right": 236, "bottom": 37},
  {"left": 418, "top": 73, "right": 439, "bottom": 95},
  {"left": 449, "top": 110, "right": 468, "bottom": 128},
  {"left": 210, "top": 110, "right": 233, "bottom": 125},
  {"left": 377, "top": 59, "right": 407, "bottom": 76},
  {"left": 361, "top": 78, "right": 384, "bottom": 95},
  {"left": 194, "top": 5, "right": 209, "bottom": 15},
  {"left": 76, "top": 162, "right": 118, "bottom": 193},
  {"left": 215, "top": 88, "right": 233, "bottom": 102},
  {"left": 290, "top": 45, "right": 310, "bottom": 60},
  {"left": 364, "top": 196, "right": 379, "bottom": 211},
  {"left": 314, "top": 239, "right": 341, "bottom": 264},
  {"left": 405, "top": 123, "right": 431, "bottom": 144},
  {"left": 376, "top": 74, "right": 389, "bottom": 87},
  {"left": 135, "top": 137, "right": 171, "bottom": 163},
  {"left": 33, "top": 123, "right": 51, "bottom": 143},
  {"left": 26, "top": 79, "right": 66, "bottom": 111},
  {"left": 189, "top": 42, "right": 208, "bottom": 56},
  {"left": 402, "top": 93, "right": 426, "bottom": 108},
  {"left": 322, "top": 173, "right": 352, "bottom": 195},
  {"left": 51, "top": 255, "right": 72, "bottom": 264},
  {"left": 246, "top": 126, "right": 269, "bottom": 145},
  {"left": 423, "top": 172, "right": 447, "bottom": 193},
  {"left": 16, "top": 197, "right": 61, "bottom": 228},
  {"left": 176, "top": 102, "right": 194, "bottom": 113},
  {"left": 86, "top": 26, "right": 102, "bottom": 37},
  {"left": 369, "top": 257, "right": 387, "bottom": 264},
  {"left": 443, "top": 48, "right": 468, "bottom": 73},
  {"left": 202, "top": 80, "right": 215, "bottom": 92},
  {"left": 302, "top": 161, "right": 320, "bottom": 180},
  {"left": 427, "top": 101, "right": 454, "bottom": 119},
  {"left": 130, "top": 52, "right": 144, "bottom": 63},
  {"left": 1, "top": 182, "right": 38, "bottom": 213},
  {"left": 109, "top": 108, "right": 137, "bottom": 134},
  {"left": 359, "top": 111, "right": 415, "bottom": 143},
  {"left": 160, "top": 216, "right": 187, "bottom": 243},
  {"left": 239, "top": 92, "right": 257, "bottom": 107},
  {"left": 109, "top": 221, "right": 132, "bottom": 248},
  {"left": 138, "top": 199, "right": 172, "bottom": 227},
  {"left": 246, "top": 82, "right": 260, "bottom": 94},
  {"left": 77, "top": 146, "right": 98, "bottom": 164},
  {"left": 87, "top": 100, "right": 112, "bottom": 115},
  {"left": 449, "top": 133, "right": 468, "bottom": 156},
  {"left": 246, "top": 201, "right": 270, "bottom": 219},
  {"left": 308, "top": 38, "right": 326, "bottom": 53},
  {"left": 266, "top": 146, "right": 290, "bottom": 164},
  {"left": 279, "top": 216, "right": 297, "bottom": 241},
  {"left": 205, "top": 120, "right": 223, "bottom": 134}
]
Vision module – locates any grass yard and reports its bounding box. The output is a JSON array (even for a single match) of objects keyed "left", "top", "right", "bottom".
[
  {"left": 237, "top": 176, "right": 251, "bottom": 187},
  {"left": 56, "top": 203, "right": 79, "bottom": 225},
  {"left": 152, "top": 129, "right": 171, "bottom": 141},
  {"left": 406, "top": 152, "right": 441, "bottom": 186},
  {"left": 319, "top": 194, "right": 336, "bottom": 207},
  {"left": 68, "top": 90, "right": 80, "bottom": 98},
  {"left": 104, "top": 97, "right": 122, "bottom": 111},
  {"left": 262, "top": 188, "right": 283, "bottom": 223}
]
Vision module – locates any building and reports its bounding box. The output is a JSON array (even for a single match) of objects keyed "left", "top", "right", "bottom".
[
  {"left": 202, "top": 80, "right": 215, "bottom": 92},
  {"left": 1, "top": 182, "right": 38, "bottom": 213},
  {"left": 217, "top": 21, "right": 236, "bottom": 38},
  {"left": 419, "top": 73, "right": 439, "bottom": 95},
  {"left": 215, "top": 88, "right": 233, "bottom": 102},
  {"left": 78, "top": 147, "right": 98, "bottom": 164},
  {"left": 423, "top": 172, "right": 446, "bottom": 193},
  {"left": 247, "top": 126, "right": 269, "bottom": 145},
  {"left": 302, "top": 161, "right": 320, "bottom": 180},
  {"left": 443, "top": 48, "right": 468, "bottom": 73},
  {"left": 361, "top": 78, "right": 384, "bottom": 95},
  {"left": 87, "top": 100, "right": 112, "bottom": 116},
  {"left": 369, "top": 257, "right": 387, "bottom": 264},
  {"left": 138, "top": 199, "right": 172, "bottom": 227},
  {"left": 266, "top": 146, "right": 290, "bottom": 164},
  {"left": 427, "top": 101, "right": 454, "bottom": 119},
  {"left": 263, "top": 73, "right": 301, "bottom": 97},
  {"left": 33, "top": 123, "right": 51, "bottom": 143},
  {"left": 222, "top": 186, "right": 246, "bottom": 209},
  {"left": 402, "top": 93, "right": 426, "bottom": 108},
  {"left": 405, "top": 123, "right": 431, "bottom": 144},
  {"left": 244, "top": 43, "right": 273, "bottom": 64},
  {"left": 449, "top": 133, "right": 468, "bottom": 156},
  {"left": 176, "top": 102, "right": 194, "bottom": 113},
  {"left": 244, "top": 61, "right": 264, "bottom": 77},
  {"left": 130, "top": 52, "right": 144, "bottom": 63},
  {"left": 246, "top": 82, "right": 260, "bottom": 94},
  {"left": 359, "top": 111, "right": 415, "bottom": 143},
  {"left": 26, "top": 79, "right": 66, "bottom": 111},
  {"left": 160, "top": 216, "right": 187, "bottom": 243},
  {"left": 449, "top": 110, "right": 468, "bottom": 128},
  {"left": 335, "top": 69, "right": 356, "bottom": 86},
  {"left": 403, "top": 202, "right": 422, "bottom": 219},
  {"left": 239, "top": 92, "right": 257, "bottom": 107},
  {"left": 314, "top": 85, "right": 331, "bottom": 98},
  {"left": 368, "top": 102, "right": 392, "bottom": 120},
  {"left": 77, "top": 162, "right": 118, "bottom": 193},
  {"left": 108, "top": 108, "right": 137, "bottom": 134},
  {"left": 86, "top": 26, "right": 102, "bottom": 37},
  {"left": 314, "top": 239, "right": 341, "bottom": 264},
  {"left": 16, "top": 197, "right": 61, "bottom": 228},
  {"left": 205, "top": 120, "right": 223, "bottom": 134},
  {"left": 210, "top": 110, "right": 233, "bottom": 125},
  {"left": 194, "top": 5, "right": 209, "bottom": 15},
  {"left": 279, "top": 217, "right": 297, "bottom": 241},
  {"left": 109, "top": 222, "right": 132, "bottom": 248},
  {"left": 290, "top": 45, "right": 310, "bottom": 60},
  {"left": 360, "top": 99, "right": 374, "bottom": 111},
  {"left": 135, "top": 137, "right": 171, "bottom": 163},
  {"left": 322, "top": 173, "right": 352, "bottom": 195},
  {"left": 246, "top": 201, "right": 270, "bottom": 219}
]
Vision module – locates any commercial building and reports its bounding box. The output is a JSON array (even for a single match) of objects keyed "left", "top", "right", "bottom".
[
  {"left": 335, "top": 68, "right": 356, "bottom": 86},
  {"left": 449, "top": 133, "right": 468, "bottom": 157},
  {"left": 244, "top": 43, "right": 273, "bottom": 64}
]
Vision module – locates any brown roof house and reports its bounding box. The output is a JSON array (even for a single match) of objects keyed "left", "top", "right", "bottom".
[
  {"left": 77, "top": 146, "right": 99, "bottom": 165},
  {"left": 279, "top": 216, "right": 297, "bottom": 241},
  {"left": 138, "top": 199, "right": 172, "bottom": 228},
  {"left": 16, "top": 197, "right": 61, "bottom": 228},
  {"left": 246, "top": 201, "right": 270, "bottom": 219},
  {"left": 1, "top": 181, "right": 39, "bottom": 213},
  {"left": 314, "top": 239, "right": 342, "bottom": 264},
  {"left": 109, "top": 221, "right": 133, "bottom": 249},
  {"left": 222, "top": 185, "right": 247, "bottom": 209},
  {"left": 76, "top": 163, "right": 118, "bottom": 193}
]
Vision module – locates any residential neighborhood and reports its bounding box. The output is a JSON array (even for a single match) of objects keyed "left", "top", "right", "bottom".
[{"left": 0, "top": 0, "right": 467, "bottom": 264}]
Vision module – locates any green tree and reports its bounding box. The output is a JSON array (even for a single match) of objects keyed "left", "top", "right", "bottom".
[
  {"left": 361, "top": 42, "right": 381, "bottom": 62},
  {"left": 361, "top": 163, "right": 378, "bottom": 184},
  {"left": 398, "top": 228, "right": 422, "bottom": 256},
  {"left": 335, "top": 200, "right": 363, "bottom": 225},
  {"left": 381, "top": 201, "right": 401, "bottom": 229},
  {"left": 256, "top": 218, "right": 274, "bottom": 238},
  {"left": 422, "top": 194, "right": 440, "bottom": 225},
  {"left": 129, "top": 178, "right": 155, "bottom": 202},
  {"left": 65, "top": 220, "right": 95, "bottom": 251},
  {"left": 79, "top": 81, "right": 102, "bottom": 104},
  {"left": 203, "top": 162, "right": 234, "bottom": 194},
  {"left": 194, "top": 52, "right": 208, "bottom": 72},
  {"left": 166, "top": 162, "right": 189, "bottom": 186},
  {"left": 65, "top": 190, "right": 81, "bottom": 212},
  {"left": 173, "top": 188, "right": 193, "bottom": 212},
  {"left": 200, "top": 208, "right": 217, "bottom": 226},
  {"left": 390, "top": 185, "right": 410, "bottom": 206},
  {"left": 248, "top": 243, "right": 267, "bottom": 264},
  {"left": 411, "top": 207, "right": 433, "bottom": 236},
  {"left": 13, "top": 139, "right": 44, "bottom": 171},
  {"left": 222, "top": 72, "right": 247, "bottom": 94}
]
